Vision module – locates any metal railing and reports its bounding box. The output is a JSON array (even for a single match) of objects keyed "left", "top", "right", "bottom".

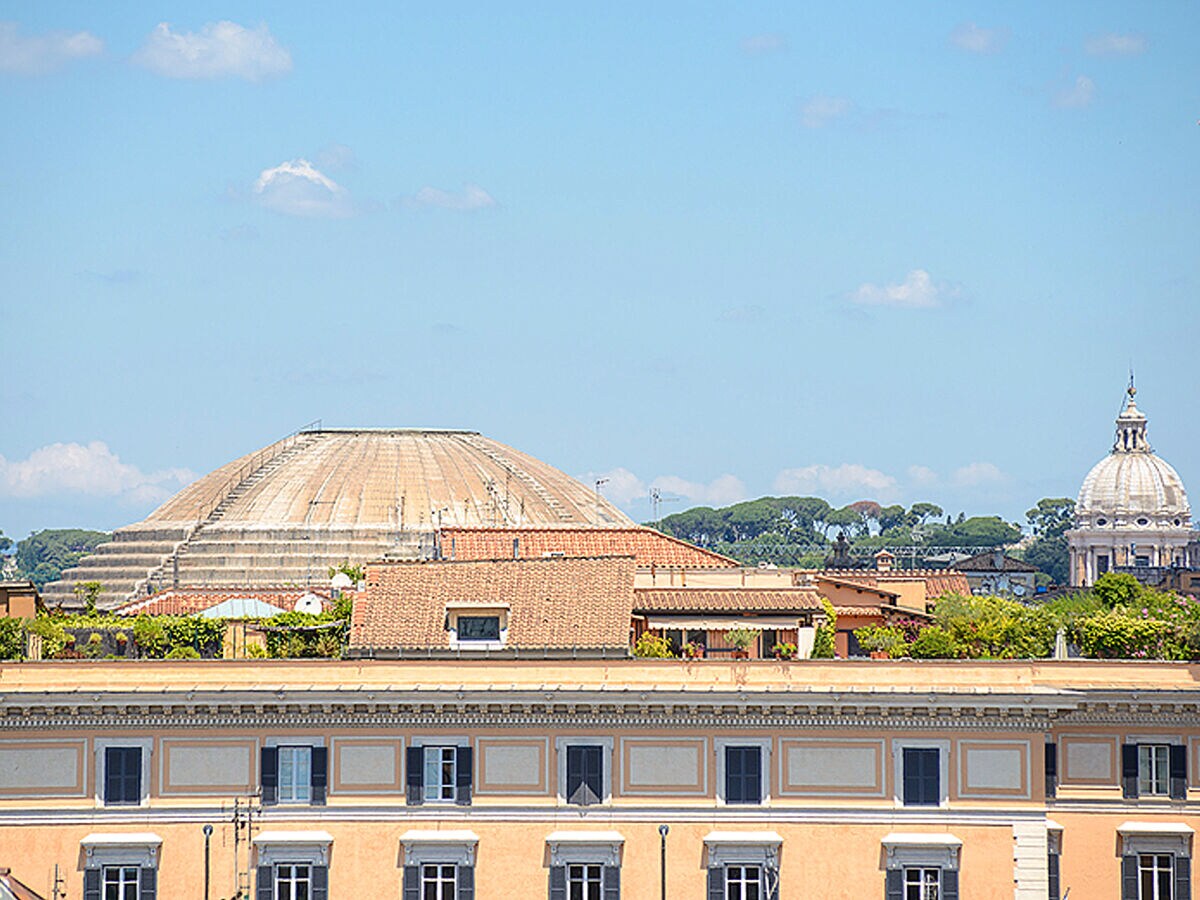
[{"left": 194, "top": 420, "right": 322, "bottom": 523}]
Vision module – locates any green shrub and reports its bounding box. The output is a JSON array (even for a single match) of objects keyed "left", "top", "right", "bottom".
[
  {"left": 0, "top": 618, "right": 25, "bottom": 660},
  {"left": 132, "top": 616, "right": 168, "bottom": 658},
  {"left": 908, "top": 626, "right": 965, "bottom": 659},
  {"left": 726, "top": 628, "right": 761, "bottom": 651},
  {"left": 165, "top": 646, "right": 201, "bottom": 660},
  {"left": 853, "top": 625, "right": 908, "bottom": 658},
  {"left": 632, "top": 633, "right": 674, "bottom": 658},
  {"left": 811, "top": 598, "right": 838, "bottom": 658},
  {"left": 26, "top": 616, "right": 67, "bottom": 658},
  {"left": 1073, "top": 610, "right": 1173, "bottom": 659}
]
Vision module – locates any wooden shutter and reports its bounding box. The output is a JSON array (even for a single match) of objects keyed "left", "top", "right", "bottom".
[
  {"left": 567, "top": 746, "right": 584, "bottom": 802},
  {"left": 311, "top": 746, "right": 328, "bottom": 806},
  {"left": 1048, "top": 852, "right": 1060, "bottom": 900},
  {"left": 1045, "top": 741, "right": 1058, "bottom": 799},
  {"left": 261, "top": 747, "right": 279, "bottom": 806},
  {"left": 104, "top": 747, "right": 120, "bottom": 804},
  {"left": 406, "top": 746, "right": 424, "bottom": 806},
  {"left": 941, "top": 869, "right": 958, "bottom": 900},
  {"left": 603, "top": 865, "right": 620, "bottom": 900},
  {"left": 1121, "top": 856, "right": 1138, "bottom": 900},
  {"left": 312, "top": 865, "right": 328, "bottom": 900},
  {"left": 548, "top": 866, "right": 567, "bottom": 900},
  {"left": 746, "top": 748, "right": 762, "bottom": 803},
  {"left": 105, "top": 747, "right": 140, "bottom": 804},
  {"left": 1176, "top": 855, "right": 1192, "bottom": 900},
  {"left": 707, "top": 866, "right": 724, "bottom": 900},
  {"left": 885, "top": 869, "right": 903, "bottom": 900},
  {"left": 1121, "top": 744, "right": 1138, "bottom": 799},
  {"left": 256, "top": 866, "right": 274, "bottom": 900},
  {"left": 402, "top": 866, "right": 420, "bottom": 900},
  {"left": 83, "top": 870, "right": 100, "bottom": 900},
  {"left": 457, "top": 864, "right": 475, "bottom": 900},
  {"left": 1170, "top": 744, "right": 1188, "bottom": 800},
  {"left": 139, "top": 867, "right": 156, "bottom": 900},
  {"left": 456, "top": 745, "right": 473, "bottom": 806},
  {"left": 588, "top": 747, "right": 605, "bottom": 803}
]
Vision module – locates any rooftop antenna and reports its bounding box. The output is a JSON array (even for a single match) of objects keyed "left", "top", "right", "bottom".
[
  {"left": 650, "top": 487, "right": 678, "bottom": 528},
  {"left": 594, "top": 477, "right": 609, "bottom": 517}
]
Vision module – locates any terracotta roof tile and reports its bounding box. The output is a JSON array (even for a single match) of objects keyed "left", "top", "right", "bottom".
[
  {"left": 807, "top": 569, "right": 971, "bottom": 601},
  {"left": 114, "top": 587, "right": 336, "bottom": 617},
  {"left": 633, "top": 587, "right": 823, "bottom": 613},
  {"left": 351, "top": 556, "right": 636, "bottom": 654},
  {"left": 440, "top": 526, "right": 738, "bottom": 568}
]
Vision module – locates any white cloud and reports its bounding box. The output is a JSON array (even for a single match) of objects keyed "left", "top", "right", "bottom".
[
  {"left": 0, "top": 21, "right": 102, "bottom": 75},
  {"left": 1085, "top": 33, "right": 1148, "bottom": 57},
  {"left": 740, "top": 34, "right": 785, "bottom": 55},
  {"left": 773, "top": 464, "right": 897, "bottom": 499},
  {"left": 652, "top": 474, "right": 747, "bottom": 507},
  {"left": 907, "top": 465, "right": 939, "bottom": 487},
  {"left": 949, "top": 22, "right": 1010, "bottom": 55},
  {"left": 1054, "top": 75, "right": 1096, "bottom": 109},
  {"left": 134, "top": 21, "right": 291, "bottom": 81},
  {"left": 0, "top": 441, "right": 195, "bottom": 505},
  {"left": 253, "top": 159, "right": 353, "bottom": 218},
  {"left": 800, "top": 95, "right": 852, "bottom": 129},
  {"left": 406, "top": 184, "right": 497, "bottom": 211},
  {"left": 848, "top": 269, "right": 951, "bottom": 309},
  {"left": 950, "top": 462, "right": 1006, "bottom": 487},
  {"left": 316, "top": 142, "right": 356, "bottom": 171},
  {"left": 580, "top": 467, "right": 646, "bottom": 506}
]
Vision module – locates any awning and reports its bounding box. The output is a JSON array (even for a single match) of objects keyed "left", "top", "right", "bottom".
[{"left": 646, "top": 616, "right": 801, "bottom": 630}]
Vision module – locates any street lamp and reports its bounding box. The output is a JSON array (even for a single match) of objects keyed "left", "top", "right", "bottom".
[
  {"left": 203, "top": 824, "right": 213, "bottom": 900},
  {"left": 658, "top": 824, "right": 669, "bottom": 900}
]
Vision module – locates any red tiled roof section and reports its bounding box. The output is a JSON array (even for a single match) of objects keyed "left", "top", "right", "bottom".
[
  {"left": 809, "top": 569, "right": 971, "bottom": 601},
  {"left": 353, "top": 556, "right": 636, "bottom": 652},
  {"left": 634, "top": 588, "right": 823, "bottom": 613},
  {"left": 440, "top": 526, "right": 738, "bottom": 568},
  {"left": 114, "top": 587, "right": 336, "bottom": 617}
]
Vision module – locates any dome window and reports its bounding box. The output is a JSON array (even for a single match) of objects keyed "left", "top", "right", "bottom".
[
  {"left": 1175, "top": 519, "right": 1182, "bottom": 527},
  {"left": 1136, "top": 517, "right": 1149, "bottom": 526},
  {"left": 1096, "top": 518, "right": 1107, "bottom": 527}
]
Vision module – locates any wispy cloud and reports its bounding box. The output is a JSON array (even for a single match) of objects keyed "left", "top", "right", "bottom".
[
  {"left": 949, "top": 22, "right": 1010, "bottom": 55},
  {"left": 134, "top": 21, "right": 291, "bottom": 81},
  {"left": 1084, "top": 33, "right": 1148, "bottom": 57},
  {"left": 579, "top": 467, "right": 646, "bottom": 506},
  {"left": 950, "top": 462, "right": 1006, "bottom": 487},
  {"left": 800, "top": 95, "right": 852, "bottom": 129},
  {"left": 848, "top": 269, "right": 954, "bottom": 309},
  {"left": 0, "top": 441, "right": 195, "bottom": 505},
  {"left": 580, "top": 468, "right": 747, "bottom": 508},
  {"left": 773, "top": 464, "right": 897, "bottom": 499},
  {"left": 253, "top": 159, "right": 353, "bottom": 218},
  {"left": 404, "top": 184, "right": 497, "bottom": 211},
  {"left": 740, "top": 34, "right": 785, "bottom": 56},
  {"left": 0, "top": 21, "right": 102, "bottom": 75},
  {"left": 1054, "top": 74, "right": 1096, "bottom": 109},
  {"left": 316, "top": 142, "right": 357, "bottom": 171}
]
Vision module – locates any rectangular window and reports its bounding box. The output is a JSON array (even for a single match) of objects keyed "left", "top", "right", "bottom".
[
  {"left": 278, "top": 746, "right": 312, "bottom": 804},
  {"left": 725, "top": 746, "right": 763, "bottom": 805},
  {"left": 423, "top": 746, "right": 458, "bottom": 802},
  {"left": 567, "top": 864, "right": 602, "bottom": 900},
  {"left": 725, "top": 865, "right": 762, "bottom": 900},
  {"left": 565, "top": 745, "right": 604, "bottom": 806},
  {"left": 1139, "top": 745, "right": 1170, "bottom": 796},
  {"left": 103, "top": 747, "right": 142, "bottom": 806},
  {"left": 102, "top": 866, "right": 139, "bottom": 900},
  {"left": 1139, "top": 855, "right": 1173, "bottom": 900},
  {"left": 275, "top": 865, "right": 311, "bottom": 900},
  {"left": 456, "top": 616, "right": 500, "bottom": 641},
  {"left": 421, "top": 864, "right": 457, "bottom": 900},
  {"left": 902, "top": 748, "right": 940, "bottom": 807},
  {"left": 1098, "top": 555, "right": 1110, "bottom": 574},
  {"left": 904, "top": 867, "right": 941, "bottom": 900}
]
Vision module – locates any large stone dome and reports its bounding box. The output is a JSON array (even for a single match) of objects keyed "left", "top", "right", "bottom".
[
  {"left": 44, "top": 428, "right": 632, "bottom": 608},
  {"left": 1075, "top": 392, "right": 1191, "bottom": 529}
]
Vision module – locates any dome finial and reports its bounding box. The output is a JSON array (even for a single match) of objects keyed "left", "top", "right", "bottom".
[{"left": 1128, "top": 368, "right": 1136, "bottom": 401}]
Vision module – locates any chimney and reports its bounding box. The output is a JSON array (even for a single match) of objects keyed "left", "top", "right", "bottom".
[
  {"left": 874, "top": 550, "right": 893, "bottom": 572},
  {"left": 993, "top": 549, "right": 1004, "bottom": 570},
  {"left": 513, "top": 537, "right": 520, "bottom": 559}
]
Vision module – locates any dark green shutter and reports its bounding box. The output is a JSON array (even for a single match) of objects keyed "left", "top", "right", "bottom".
[
  {"left": 402, "top": 865, "right": 420, "bottom": 900},
  {"left": 941, "top": 869, "right": 958, "bottom": 900},
  {"left": 707, "top": 867, "right": 724, "bottom": 900},
  {"left": 257, "top": 866, "right": 273, "bottom": 900},
  {"left": 1170, "top": 744, "right": 1188, "bottom": 800},
  {"left": 1121, "top": 856, "right": 1138, "bottom": 900},
  {"left": 1122, "top": 744, "right": 1138, "bottom": 799},
  {"left": 311, "top": 746, "right": 328, "bottom": 805},
  {"left": 885, "top": 869, "right": 903, "bottom": 900},
  {"left": 139, "top": 867, "right": 156, "bottom": 900},
  {"left": 312, "top": 865, "right": 328, "bottom": 900},
  {"left": 603, "top": 865, "right": 620, "bottom": 900},
  {"left": 1045, "top": 742, "right": 1058, "bottom": 798},
  {"left": 1048, "top": 852, "right": 1060, "bottom": 900},
  {"left": 457, "top": 864, "right": 474, "bottom": 900},
  {"left": 456, "top": 745, "right": 473, "bottom": 806},
  {"left": 261, "top": 747, "right": 279, "bottom": 805},
  {"left": 549, "top": 866, "right": 567, "bottom": 900},
  {"left": 83, "top": 870, "right": 100, "bottom": 900},
  {"left": 567, "top": 746, "right": 584, "bottom": 802},
  {"left": 1176, "top": 855, "right": 1192, "bottom": 900},
  {"left": 406, "top": 746, "right": 424, "bottom": 805}
]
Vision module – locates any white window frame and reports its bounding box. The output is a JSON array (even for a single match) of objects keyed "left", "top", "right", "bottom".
[
  {"left": 423, "top": 745, "right": 459, "bottom": 803},
  {"left": 1139, "top": 744, "right": 1171, "bottom": 797},
  {"left": 555, "top": 737, "right": 614, "bottom": 805},
  {"left": 94, "top": 738, "right": 153, "bottom": 807},
  {"left": 725, "top": 864, "right": 763, "bottom": 899},
  {"left": 714, "top": 737, "right": 772, "bottom": 806},
  {"left": 410, "top": 736, "right": 471, "bottom": 804},
  {"left": 903, "top": 866, "right": 942, "bottom": 900},
  {"left": 277, "top": 745, "right": 312, "bottom": 805},
  {"left": 274, "top": 864, "right": 313, "bottom": 900},
  {"left": 446, "top": 604, "right": 509, "bottom": 651},
  {"left": 420, "top": 863, "right": 458, "bottom": 900},
  {"left": 101, "top": 865, "right": 140, "bottom": 900},
  {"left": 892, "top": 739, "right": 951, "bottom": 809},
  {"left": 567, "top": 864, "right": 603, "bottom": 900},
  {"left": 1137, "top": 854, "right": 1175, "bottom": 900}
]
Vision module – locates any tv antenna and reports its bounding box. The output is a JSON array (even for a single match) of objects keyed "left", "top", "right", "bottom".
[{"left": 650, "top": 488, "right": 677, "bottom": 526}]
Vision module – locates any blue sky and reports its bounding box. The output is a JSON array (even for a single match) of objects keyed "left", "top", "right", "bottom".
[{"left": 2, "top": 2, "right": 1198, "bottom": 540}]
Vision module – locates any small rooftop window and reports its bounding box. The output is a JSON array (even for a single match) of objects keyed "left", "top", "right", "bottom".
[{"left": 456, "top": 615, "right": 501, "bottom": 642}]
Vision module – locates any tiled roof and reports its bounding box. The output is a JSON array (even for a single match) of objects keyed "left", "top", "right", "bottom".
[
  {"left": 440, "top": 526, "right": 739, "bottom": 568},
  {"left": 634, "top": 587, "right": 823, "bottom": 613},
  {"left": 813, "top": 575, "right": 900, "bottom": 599},
  {"left": 955, "top": 551, "right": 1039, "bottom": 573},
  {"left": 809, "top": 569, "right": 971, "bottom": 600},
  {"left": 114, "top": 587, "right": 336, "bottom": 617},
  {"left": 351, "top": 556, "right": 636, "bottom": 653}
]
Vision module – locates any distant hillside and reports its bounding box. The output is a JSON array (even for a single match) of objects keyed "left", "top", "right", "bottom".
[{"left": 12, "top": 529, "right": 111, "bottom": 588}]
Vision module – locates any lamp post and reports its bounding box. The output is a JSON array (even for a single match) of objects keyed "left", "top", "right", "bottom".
[
  {"left": 658, "top": 824, "right": 669, "bottom": 900},
  {"left": 203, "top": 823, "right": 213, "bottom": 900}
]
